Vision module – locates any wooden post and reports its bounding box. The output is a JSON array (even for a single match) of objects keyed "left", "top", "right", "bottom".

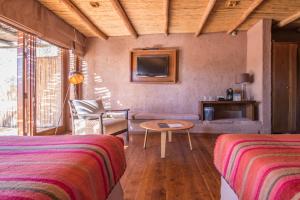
[{"left": 17, "top": 32, "right": 25, "bottom": 136}]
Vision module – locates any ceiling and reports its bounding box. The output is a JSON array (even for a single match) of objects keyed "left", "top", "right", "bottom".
[{"left": 38, "top": 0, "right": 300, "bottom": 39}]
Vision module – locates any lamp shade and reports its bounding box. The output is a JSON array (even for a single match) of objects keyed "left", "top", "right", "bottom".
[
  {"left": 236, "top": 73, "right": 250, "bottom": 84},
  {"left": 69, "top": 71, "right": 84, "bottom": 85}
]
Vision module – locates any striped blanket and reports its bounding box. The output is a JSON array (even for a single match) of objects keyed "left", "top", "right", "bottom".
[
  {"left": 214, "top": 134, "right": 300, "bottom": 200},
  {"left": 0, "top": 135, "right": 126, "bottom": 200}
]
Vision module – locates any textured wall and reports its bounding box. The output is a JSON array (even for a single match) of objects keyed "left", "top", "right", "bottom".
[
  {"left": 247, "top": 21, "right": 264, "bottom": 120},
  {"left": 84, "top": 33, "right": 247, "bottom": 115},
  {"left": 246, "top": 19, "right": 272, "bottom": 133}
]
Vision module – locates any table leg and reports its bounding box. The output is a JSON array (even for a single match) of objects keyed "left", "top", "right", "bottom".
[
  {"left": 168, "top": 131, "right": 172, "bottom": 142},
  {"left": 161, "top": 131, "right": 167, "bottom": 158},
  {"left": 143, "top": 129, "right": 148, "bottom": 149},
  {"left": 187, "top": 129, "right": 193, "bottom": 150}
]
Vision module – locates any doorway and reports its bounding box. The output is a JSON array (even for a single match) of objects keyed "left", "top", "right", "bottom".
[{"left": 272, "top": 42, "right": 300, "bottom": 133}]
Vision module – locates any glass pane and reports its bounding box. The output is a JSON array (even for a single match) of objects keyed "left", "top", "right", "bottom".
[
  {"left": 0, "top": 23, "right": 18, "bottom": 136},
  {"left": 36, "top": 39, "right": 62, "bottom": 132}
]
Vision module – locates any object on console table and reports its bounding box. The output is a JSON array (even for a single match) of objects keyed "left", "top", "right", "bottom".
[
  {"left": 233, "top": 93, "right": 242, "bottom": 101},
  {"left": 236, "top": 73, "right": 251, "bottom": 100},
  {"left": 199, "top": 100, "right": 256, "bottom": 121}
]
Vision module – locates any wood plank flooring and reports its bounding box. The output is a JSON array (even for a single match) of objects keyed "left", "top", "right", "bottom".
[{"left": 121, "top": 133, "right": 220, "bottom": 200}]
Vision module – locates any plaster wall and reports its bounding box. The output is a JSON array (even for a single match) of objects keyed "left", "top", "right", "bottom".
[
  {"left": 246, "top": 19, "right": 272, "bottom": 133},
  {"left": 84, "top": 33, "right": 247, "bottom": 115}
]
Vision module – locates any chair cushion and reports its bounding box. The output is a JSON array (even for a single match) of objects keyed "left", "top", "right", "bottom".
[
  {"left": 71, "top": 99, "right": 105, "bottom": 117},
  {"left": 103, "top": 118, "right": 127, "bottom": 135},
  {"left": 106, "top": 112, "right": 126, "bottom": 119},
  {"left": 73, "top": 118, "right": 127, "bottom": 135}
]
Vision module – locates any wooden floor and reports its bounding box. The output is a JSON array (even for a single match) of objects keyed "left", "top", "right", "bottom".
[{"left": 120, "top": 133, "right": 220, "bottom": 200}]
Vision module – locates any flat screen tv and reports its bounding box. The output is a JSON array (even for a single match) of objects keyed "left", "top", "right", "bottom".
[{"left": 137, "top": 56, "right": 169, "bottom": 77}]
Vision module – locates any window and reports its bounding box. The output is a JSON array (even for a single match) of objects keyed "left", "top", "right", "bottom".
[
  {"left": 36, "top": 39, "right": 63, "bottom": 132},
  {"left": 0, "top": 23, "right": 18, "bottom": 136},
  {"left": 0, "top": 21, "right": 74, "bottom": 136}
]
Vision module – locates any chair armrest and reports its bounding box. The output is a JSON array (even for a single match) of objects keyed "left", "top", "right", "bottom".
[
  {"left": 105, "top": 109, "right": 129, "bottom": 119},
  {"left": 105, "top": 109, "right": 130, "bottom": 112}
]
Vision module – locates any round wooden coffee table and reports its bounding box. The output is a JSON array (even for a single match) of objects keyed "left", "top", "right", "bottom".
[{"left": 140, "top": 120, "right": 194, "bottom": 158}]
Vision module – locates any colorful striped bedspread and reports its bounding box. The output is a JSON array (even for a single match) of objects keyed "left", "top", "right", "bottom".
[
  {"left": 214, "top": 134, "right": 300, "bottom": 200},
  {"left": 0, "top": 135, "right": 126, "bottom": 200}
]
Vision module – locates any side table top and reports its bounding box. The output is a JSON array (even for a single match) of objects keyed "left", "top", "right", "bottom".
[{"left": 140, "top": 120, "right": 194, "bottom": 132}]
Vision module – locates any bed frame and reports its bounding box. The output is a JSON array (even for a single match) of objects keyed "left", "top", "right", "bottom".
[{"left": 221, "top": 177, "right": 238, "bottom": 200}]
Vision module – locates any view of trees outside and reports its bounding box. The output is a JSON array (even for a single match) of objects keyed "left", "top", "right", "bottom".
[
  {"left": 0, "top": 22, "right": 64, "bottom": 135},
  {"left": 0, "top": 39, "right": 63, "bottom": 135},
  {"left": 0, "top": 47, "right": 18, "bottom": 135}
]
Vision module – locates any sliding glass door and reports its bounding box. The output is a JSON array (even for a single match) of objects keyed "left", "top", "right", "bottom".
[
  {"left": 0, "top": 22, "right": 70, "bottom": 136},
  {"left": 36, "top": 39, "right": 63, "bottom": 133},
  {"left": 0, "top": 23, "right": 19, "bottom": 136}
]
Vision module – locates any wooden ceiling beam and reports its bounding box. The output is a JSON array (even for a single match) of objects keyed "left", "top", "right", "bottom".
[
  {"left": 195, "top": 0, "right": 216, "bottom": 37},
  {"left": 227, "top": 0, "right": 264, "bottom": 34},
  {"left": 110, "top": 0, "right": 138, "bottom": 38},
  {"left": 164, "top": 0, "right": 170, "bottom": 35},
  {"left": 61, "top": 0, "right": 108, "bottom": 40},
  {"left": 277, "top": 12, "right": 300, "bottom": 27}
]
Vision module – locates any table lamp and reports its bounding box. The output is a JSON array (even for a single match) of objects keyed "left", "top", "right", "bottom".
[
  {"left": 236, "top": 73, "right": 250, "bottom": 100},
  {"left": 54, "top": 71, "right": 84, "bottom": 135}
]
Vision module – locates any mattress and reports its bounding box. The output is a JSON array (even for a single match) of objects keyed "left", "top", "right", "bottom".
[
  {"left": 0, "top": 135, "right": 126, "bottom": 200},
  {"left": 214, "top": 134, "right": 300, "bottom": 200}
]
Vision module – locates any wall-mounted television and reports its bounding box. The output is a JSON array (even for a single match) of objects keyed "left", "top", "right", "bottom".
[
  {"left": 130, "top": 48, "right": 177, "bottom": 83},
  {"left": 137, "top": 56, "right": 169, "bottom": 77}
]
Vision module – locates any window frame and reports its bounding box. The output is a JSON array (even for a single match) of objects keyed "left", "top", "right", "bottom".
[
  {"left": 34, "top": 47, "right": 69, "bottom": 136},
  {"left": 0, "top": 20, "right": 81, "bottom": 136},
  {"left": 17, "top": 33, "right": 71, "bottom": 136}
]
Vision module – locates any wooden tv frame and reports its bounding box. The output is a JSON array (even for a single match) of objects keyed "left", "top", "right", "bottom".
[{"left": 130, "top": 48, "right": 177, "bottom": 83}]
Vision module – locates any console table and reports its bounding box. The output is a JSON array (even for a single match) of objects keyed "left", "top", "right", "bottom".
[{"left": 199, "top": 101, "right": 257, "bottom": 121}]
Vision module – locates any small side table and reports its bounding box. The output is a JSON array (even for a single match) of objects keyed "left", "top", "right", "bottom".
[{"left": 140, "top": 120, "right": 194, "bottom": 158}]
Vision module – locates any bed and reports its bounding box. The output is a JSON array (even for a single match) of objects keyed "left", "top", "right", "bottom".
[
  {"left": 214, "top": 134, "right": 300, "bottom": 200},
  {"left": 0, "top": 135, "right": 126, "bottom": 200}
]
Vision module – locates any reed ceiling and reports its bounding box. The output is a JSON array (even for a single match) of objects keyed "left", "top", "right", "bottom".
[{"left": 38, "top": 0, "right": 300, "bottom": 39}]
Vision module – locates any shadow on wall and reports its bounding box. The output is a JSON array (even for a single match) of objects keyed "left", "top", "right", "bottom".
[
  {"left": 93, "top": 72, "right": 125, "bottom": 110},
  {"left": 94, "top": 73, "right": 111, "bottom": 109}
]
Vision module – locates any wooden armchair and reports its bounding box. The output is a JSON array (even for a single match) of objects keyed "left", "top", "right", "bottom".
[{"left": 69, "top": 99, "right": 129, "bottom": 141}]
